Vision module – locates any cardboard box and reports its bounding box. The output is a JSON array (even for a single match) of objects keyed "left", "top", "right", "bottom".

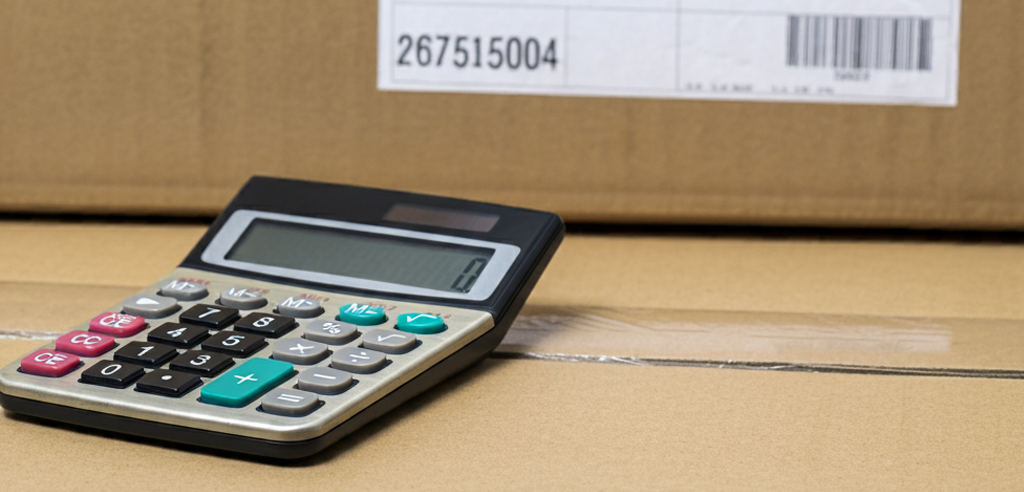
[
  {"left": 1, "top": 1, "right": 1022, "bottom": 228},
  {"left": 2, "top": 222, "right": 1023, "bottom": 488}
]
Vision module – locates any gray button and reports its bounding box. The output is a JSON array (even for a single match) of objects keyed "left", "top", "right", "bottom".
[
  {"left": 362, "top": 329, "right": 417, "bottom": 354},
  {"left": 219, "top": 287, "right": 268, "bottom": 310},
  {"left": 122, "top": 294, "right": 180, "bottom": 318},
  {"left": 332, "top": 347, "right": 387, "bottom": 374},
  {"left": 272, "top": 338, "right": 329, "bottom": 365},
  {"left": 261, "top": 388, "right": 320, "bottom": 416},
  {"left": 276, "top": 296, "right": 323, "bottom": 318},
  {"left": 158, "top": 280, "right": 208, "bottom": 301},
  {"left": 304, "top": 320, "right": 359, "bottom": 345},
  {"left": 297, "top": 367, "right": 353, "bottom": 395}
]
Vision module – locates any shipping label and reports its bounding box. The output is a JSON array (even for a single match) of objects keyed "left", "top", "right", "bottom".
[{"left": 378, "top": 0, "right": 960, "bottom": 106}]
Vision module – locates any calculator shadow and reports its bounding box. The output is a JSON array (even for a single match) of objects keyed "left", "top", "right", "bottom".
[{"left": 3, "top": 356, "right": 512, "bottom": 466}]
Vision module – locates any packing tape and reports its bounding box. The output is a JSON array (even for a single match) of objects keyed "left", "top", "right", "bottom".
[{"left": 498, "top": 306, "right": 1024, "bottom": 378}]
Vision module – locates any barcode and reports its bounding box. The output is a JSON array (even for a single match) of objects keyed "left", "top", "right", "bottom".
[{"left": 786, "top": 15, "right": 932, "bottom": 71}]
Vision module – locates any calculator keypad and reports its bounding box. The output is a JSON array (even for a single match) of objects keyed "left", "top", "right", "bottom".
[{"left": 2, "top": 267, "right": 494, "bottom": 442}]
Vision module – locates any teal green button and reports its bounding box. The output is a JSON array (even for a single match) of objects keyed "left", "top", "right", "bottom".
[
  {"left": 338, "top": 303, "right": 387, "bottom": 326},
  {"left": 395, "top": 313, "right": 446, "bottom": 334},
  {"left": 200, "top": 358, "right": 294, "bottom": 408}
]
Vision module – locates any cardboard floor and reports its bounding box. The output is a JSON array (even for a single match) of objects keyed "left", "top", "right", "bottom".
[{"left": 1, "top": 222, "right": 1023, "bottom": 489}]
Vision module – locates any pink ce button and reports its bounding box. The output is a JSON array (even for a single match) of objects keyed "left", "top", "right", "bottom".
[
  {"left": 55, "top": 330, "right": 116, "bottom": 357},
  {"left": 20, "top": 349, "right": 80, "bottom": 377},
  {"left": 89, "top": 312, "right": 147, "bottom": 337}
]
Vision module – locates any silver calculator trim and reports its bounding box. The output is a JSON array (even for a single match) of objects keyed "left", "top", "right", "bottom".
[{"left": 201, "top": 210, "right": 521, "bottom": 302}]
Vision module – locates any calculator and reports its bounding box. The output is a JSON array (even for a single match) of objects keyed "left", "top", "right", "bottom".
[{"left": 0, "top": 177, "right": 563, "bottom": 458}]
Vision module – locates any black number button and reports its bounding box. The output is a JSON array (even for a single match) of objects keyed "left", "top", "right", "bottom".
[
  {"left": 135, "top": 369, "right": 202, "bottom": 397},
  {"left": 80, "top": 360, "right": 145, "bottom": 388},
  {"left": 114, "top": 341, "right": 178, "bottom": 367},
  {"left": 169, "top": 350, "right": 234, "bottom": 377},
  {"left": 179, "top": 304, "right": 239, "bottom": 329},
  {"left": 148, "top": 322, "right": 209, "bottom": 348},
  {"left": 201, "top": 331, "right": 267, "bottom": 357},
  {"left": 234, "top": 313, "right": 296, "bottom": 338}
]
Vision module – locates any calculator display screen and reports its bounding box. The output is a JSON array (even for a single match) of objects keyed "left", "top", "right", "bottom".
[{"left": 225, "top": 219, "right": 495, "bottom": 294}]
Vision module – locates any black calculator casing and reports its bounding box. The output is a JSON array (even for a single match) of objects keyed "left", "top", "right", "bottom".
[{"left": 0, "top": 177, "right": 564, "bottom": 458}]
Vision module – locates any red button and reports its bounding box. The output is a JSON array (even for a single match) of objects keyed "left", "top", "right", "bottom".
[
  {"left": 89, "top": 312, "right": 148, "bottom": 337},
  {"left": 55, "top": 330, "right": 116, "bottom": 357},
  {"left": 20, "top": 349, "right": 80, "bottom": 377}
]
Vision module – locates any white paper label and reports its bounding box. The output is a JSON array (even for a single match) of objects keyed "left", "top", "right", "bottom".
[{"left": 378, "top": 0, "right": 960, "bottom": 106}]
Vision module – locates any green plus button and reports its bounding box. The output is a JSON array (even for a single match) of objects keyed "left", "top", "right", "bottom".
[
  {"left": 200, "top": 358, "right": 294, "bottom": 408},
  {"left": 338, "top": 303, "right": 387, "bottom": 326},
  {"left": 395, "top": 313, "right": 446, "bottom": 334}
]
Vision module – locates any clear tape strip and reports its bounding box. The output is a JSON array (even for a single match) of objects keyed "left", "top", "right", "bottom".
[
  {"left": 0, "top": 330, "right": 62, "bottom": 341},
  {"left": 491, "top": 352, "right": 1024, "bottom": 380},
  {"left": 497, "top": 305, "right": 1024, "bottom": 378}
]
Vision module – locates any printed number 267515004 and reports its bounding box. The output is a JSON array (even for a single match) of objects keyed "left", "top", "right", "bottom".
[{"left": 396, "top": 34, "right": 557, "bottom": 71}]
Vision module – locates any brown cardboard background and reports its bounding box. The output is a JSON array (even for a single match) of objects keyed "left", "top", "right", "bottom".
[
  {"left": 2, "top": 345, "right": 1024, "bottom": 491},
  {"left": 2, "top": 0, "right": 1023, "bottom": 484},
  {"left": 1, "top": 1, "right": 1022, "bottom": 228}
]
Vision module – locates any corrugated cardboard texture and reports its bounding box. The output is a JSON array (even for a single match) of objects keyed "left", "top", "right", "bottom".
[
  {"left": 2, "top": 222, "right": 1024, "bottom": 488},
  {"left": 1, "top": 1, "right": 1022, "bottom": 228},
  {"left": 2, "top": 343, "right": 1023, "bottom": 491}
]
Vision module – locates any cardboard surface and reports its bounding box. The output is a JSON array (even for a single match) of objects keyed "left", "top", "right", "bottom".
[
  {"left": 2, "top": 342, "right": 1023, "bottom": 491},
  {"left": 2, "top": 221, "right": 1023, "bottom": 489},
  {"left": 2, "top": 1, "right": 1023, "bottom": 228}
]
